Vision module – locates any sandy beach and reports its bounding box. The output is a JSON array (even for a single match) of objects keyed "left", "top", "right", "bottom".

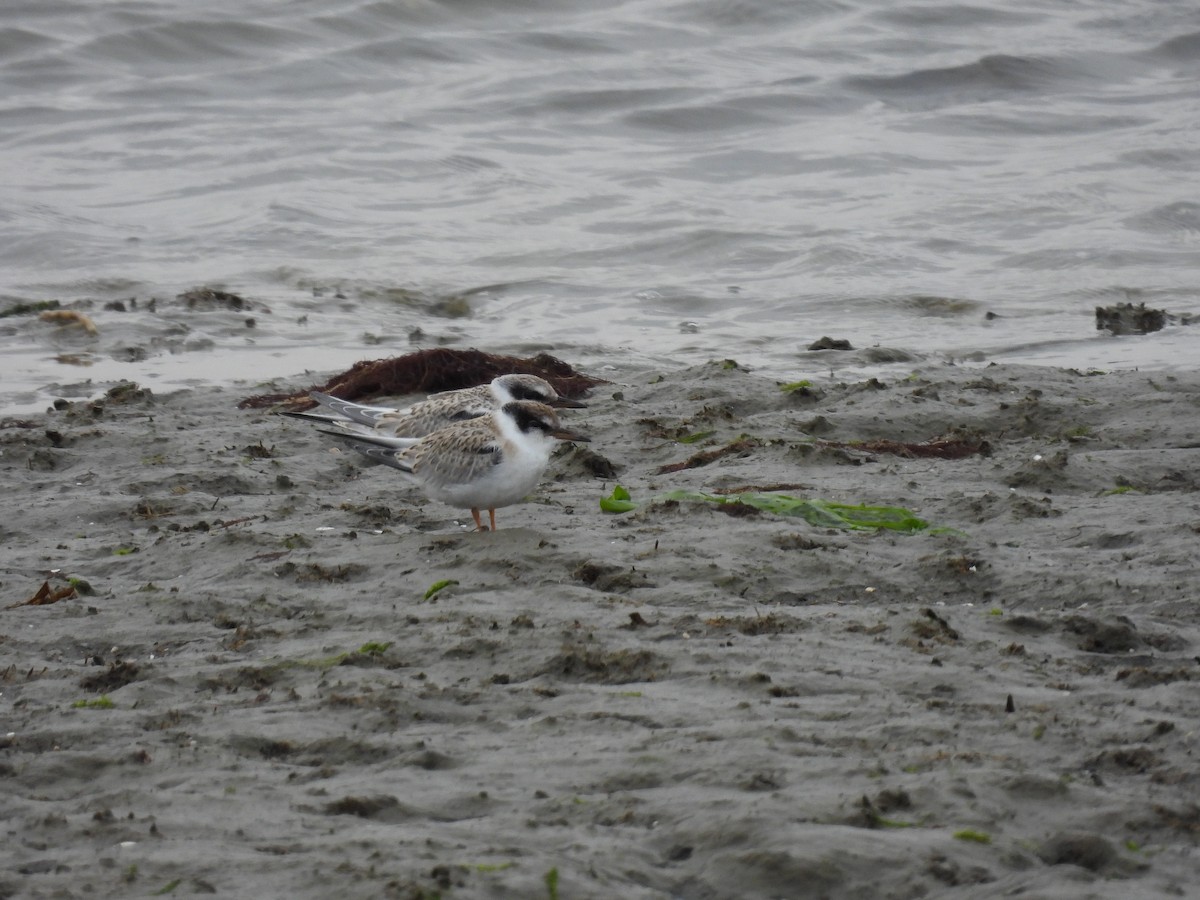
[{"left": 3, "top": 351, "right": 1198, "bottom": 899}]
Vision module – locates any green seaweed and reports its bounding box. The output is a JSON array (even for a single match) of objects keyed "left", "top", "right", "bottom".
[
  {"left": 601, "top": 485, "right": 932, "bottom": 533},
  {"left": 295, "top": 639, "right": 393, "bottom": 669},
  {"left": 544, "top": 867, "right": 560, "bottom": 900},
  {"left": 676, "top": 430, "right": 715, "bottom": 444},
  {"left": 778, "top": 380, "right": 813, "bottom": 393},
  {"left": 293, "top": 655, "right": 331, "bottom": 671},
  {"left": 424, "top": 579, "right": 459, "bottom": 600},
  {"left": 72, "top": 695, "right": 115, "bottom": 709},
  {"left": 152, "top": 880, "right": 181, "bottom": 896},
  {"left": 953, "top": 829, "right": 991, "bottom": 844},
  {"left": 0, "top": 299, "right": 61, "bottom": 318},
  {"left": 599, "top": 484, "right": 637, "bottom": 514},
  {"left": 357, "top": 641, "right": 392, "bottom": 656}
]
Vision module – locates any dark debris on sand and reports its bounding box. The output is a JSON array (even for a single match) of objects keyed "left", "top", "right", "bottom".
[{"left": 238, "top": 347, "right": 607, "bottom": 410}]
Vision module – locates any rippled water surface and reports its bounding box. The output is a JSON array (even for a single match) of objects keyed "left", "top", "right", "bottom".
[{"left": 2, "top": 0, "right": 1199, "bottom": 404}]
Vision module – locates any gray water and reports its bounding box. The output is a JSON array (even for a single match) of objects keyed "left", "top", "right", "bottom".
[{"left": 2, "top": 0, "right": 1199, "bottom": 407}]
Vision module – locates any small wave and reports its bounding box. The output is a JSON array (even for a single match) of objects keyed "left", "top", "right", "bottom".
[
  {"left": 534, "top": 87, "right": 697, "bottom": 116},
  {"left": 622, "top": 102, "right": 775, "bottom": 133},
  {"left": 1066, "top": 285, "right": 1194, "bottom": 307},
  {"left": 1149, "top": 30, "right": 1200, "bottom": 64},
  {"left": 684, "top": 0, "right": 847, "bottom": 30},
  {"left": 80, "top": 20, "right": 310, "bottom": 69},
  {"left": 875, "top": 5, "right": 1035, "bottom": 29},
  {"left": 897, "top": 295, "right": 985, "bottom": 317},
  {"left": 516, "top": 30, "right": 619, "bottom": 55},
  {"left": 843, "top": 53, "right": 1113, "bottom": 107},
  {"left": 1124, "top": 202, "right": 1200, "bottom": 237},
  {"left": 997, "top": 247, "right": 1198, "bottom": 271},
  {"left": 438, "top": 155, "right": 503, "bottom": 174},
  {"left": 901, "top": 110, "right": 1149, "bottom": 137},
  {"left": 340, "top": 34, "right": 465, "bottom": 66},
  {"left": 1118, "top": 148, "right": 1200, "bottom": 172},
  {"left": 0, "top": 26, "right": 58, "bottom": 60}
]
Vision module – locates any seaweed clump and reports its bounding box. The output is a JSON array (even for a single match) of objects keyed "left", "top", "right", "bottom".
[{"left": 238, "top": 348, "right": 605, "bottom": 410}]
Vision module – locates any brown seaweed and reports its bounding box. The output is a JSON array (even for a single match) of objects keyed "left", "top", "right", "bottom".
[
  {"left": 39, "top": 309, "right": 98, "bottom": 335},
  {"left": 818, "top": 437, "right": 990, "bottom": 460},
  {"left": 8, "top": 581, "right": 77, "bottom": 608},
  {"left": 1095, "top": 302, "right": 1164, "bottom": 335},
  {"left": 238, "top": 348, "right": 606, "bottom": 409},
  {"left": 180, "top": 288, "right": 252, "bottom": 311},
  {"left": 655, "top": 438, "right": 759, "bottom": 474}
]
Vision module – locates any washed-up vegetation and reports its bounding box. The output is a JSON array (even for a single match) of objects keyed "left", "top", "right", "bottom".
[{"left": 601, "top": 485, "right": 932, "bottom": 532}]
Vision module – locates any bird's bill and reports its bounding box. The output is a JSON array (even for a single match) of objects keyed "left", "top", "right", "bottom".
[
  {"left": 551, "top": 427, "right": 591, "bottom": 442},
  {"left": 549, "top": 397, "right": 588, "bottom": 409}
]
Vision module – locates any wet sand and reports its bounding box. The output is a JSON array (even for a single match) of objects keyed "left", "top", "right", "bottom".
[{"left": 3, "top": 354, "right": 1199, "bottom": 899}]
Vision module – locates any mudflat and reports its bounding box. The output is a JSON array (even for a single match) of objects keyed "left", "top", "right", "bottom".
[{"left": 3, "top": 358, "right": 1198, "bottom": 899}]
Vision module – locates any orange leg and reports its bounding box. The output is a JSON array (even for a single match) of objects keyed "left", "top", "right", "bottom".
[
  {"left": 488, "top": 508, "right": 497, "bottom": 531},
  {"left": 470, "top": 508, "right": 484, "bottom": 531}
]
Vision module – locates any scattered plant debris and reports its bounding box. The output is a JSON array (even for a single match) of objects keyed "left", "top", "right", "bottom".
[
  {"left": 818, "top": 437, "right": 990, "bottom": 459},
  {"left": 1, "top": 299, "right": 62, "bottom": 318},
  {"left": 656, "top": 437, "right": 759, "bottom": 474},
  {"left": 72, "top": 695, "right": 115, "bottom": 710},
  {"left": 912, "top": 608, "right": 960, "bottom": 641},
  {"left": 953, "top": 829, "right": 991, "bottom": 844},
  {"left": 601, "top": 485, "right": 933, "bottom": 533},
  {"left": 238, "top": 348, "right": 605, "bottom": 409},
  {"left": 80, "top": 661, "right": 140, "bottom": 693},
  {"left": 355, "top": 641, "right": 392, "bottom": 656},
  {"left": 9, "top": 581, "right": 77, "bottom": 608},
  {"left": 706, "top": 613, "right": 802, "bottom": 635},
  {"left": 324, "top": 795, "right": 401, "bottom": 819},
  {"left": 714, "top": 482, "right": 810, "bottom": 495},
  {"left": 1095, "top": 302, "right": 1165, "bottom": 335},
  {"left": 808, "top": 336, "right": 853, "bottom": 350},
  {"left": 242, "top": 441, "right": 276, "bottom": 459},
  {"left": 424, "top": 579, "right": 459, "bottom": 600},
  {"left": 179, "top": 287, "right": 250, "bottom": 310},
  {"left": 39, "top": 309, "right": 98, "bottom": 335}
]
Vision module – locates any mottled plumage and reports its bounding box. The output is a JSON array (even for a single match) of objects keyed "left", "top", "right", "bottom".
[
  {"left": 284, "top": 373, "right": 585, "bottom": 439},
  {"left": 321, "top": 400, "right": 590, "bottom": 531}
]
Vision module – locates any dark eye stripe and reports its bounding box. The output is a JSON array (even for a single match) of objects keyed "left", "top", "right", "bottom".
[{"left": 510, "top": 404, "right": 553, "bottom": 433}]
